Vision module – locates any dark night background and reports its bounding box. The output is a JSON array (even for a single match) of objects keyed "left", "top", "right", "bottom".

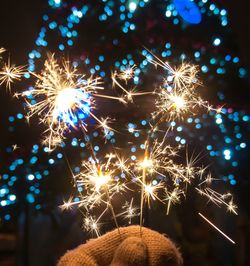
[{"left": 0, "top": 1, "right": 250, "bottom": 265}]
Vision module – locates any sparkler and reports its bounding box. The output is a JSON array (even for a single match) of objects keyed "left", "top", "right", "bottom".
[
  {"left": 61, "top": 152, "right": 131, "bottom": 236},
  {"left": 16, "top": 54, "right": 128, "bottom": 150},
  {"left": 145, "top": 50, "right": 222, "bottom": 122},
  {"left": 0, "top": 50, "right": 26, "bottom": 91},
  {"left": 135, "top": 138, "right": 201, "bottom": 229},
  {"left": 133, "top": 137, "right": 237, "bottom": 242}
]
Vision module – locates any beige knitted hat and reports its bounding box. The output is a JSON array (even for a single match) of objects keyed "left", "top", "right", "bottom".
[{"left": 58, "top": 225, "right": 183, "bottom": 266}]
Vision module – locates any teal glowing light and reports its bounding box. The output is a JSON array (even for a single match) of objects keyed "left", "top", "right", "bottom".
[
  {"left": 26, "top": 194, "right": 35, "bottom": 203},
  {"left": 223, "top": 149, "right": 231, "bottom": 160},
  {"left": 9, "top": 195, "right": 16, "bottom": 201},
  {"left": 129, "top": 2, "right": 137, "bottom": 12},
  {"left": 27, "top": 174, "right": 35, "bottom": 181},
  {"left": 213, "top": 38, "right": 221, "bottom": 46}
]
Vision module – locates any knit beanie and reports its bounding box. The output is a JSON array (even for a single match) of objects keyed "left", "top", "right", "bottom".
[{"left": 58, "top": 225, "right": 183, "bottom": 266}]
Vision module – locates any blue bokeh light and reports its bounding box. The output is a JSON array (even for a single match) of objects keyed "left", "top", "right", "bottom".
[{"left": 173, "top": 0, "right": 202, "bottom": 24}]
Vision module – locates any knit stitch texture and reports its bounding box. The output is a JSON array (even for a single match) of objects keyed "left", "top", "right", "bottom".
[{"left": 58, "top": 226, "right": 183, "bottom": 266}]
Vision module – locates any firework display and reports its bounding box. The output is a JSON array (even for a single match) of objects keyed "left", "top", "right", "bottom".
[{"left": 0, "top": 1, "right": 249, "bottom": 249}]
